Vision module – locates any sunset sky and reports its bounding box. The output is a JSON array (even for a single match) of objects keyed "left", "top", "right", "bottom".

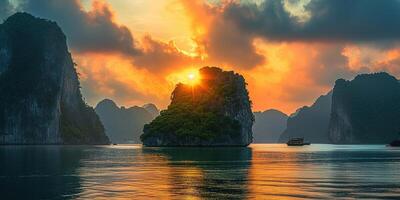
[{"left": 2, "top": 0, "right": 400, "bottom": 114}]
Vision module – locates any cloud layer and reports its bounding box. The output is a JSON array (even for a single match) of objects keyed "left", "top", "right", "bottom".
[
  {"left": 2, "top": 0, "right": 400, "bottom": 113},
  {"left": 20, "top": 0, "right": 139, "bottom": 54},
  {"left": 0, "top": 0, "right": 14, "bottom": 20},
  {"left": 224, "top": 0, "right": 400, "bottom": 42},
  {"left": 181, "top": 0, "right": 400, "bottom": 112}
]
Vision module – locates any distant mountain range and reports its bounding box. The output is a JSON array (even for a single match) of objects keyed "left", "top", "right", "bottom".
[
  {"left": 279, "top": 91, "right": 332, "bottom": 143},
  {"left": 251, "top": 93, "right": 332, "bottom": 144},
  {"left": 253, "top": 110, "right": 288, "bottom": 143},
  {"left": 95, "top": 99, "right": 159, "bottom": 143}
]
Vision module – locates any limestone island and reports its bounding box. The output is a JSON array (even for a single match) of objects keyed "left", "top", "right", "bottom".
[
  {"left": 141, "top": 67, "right": 254, "bottom": 147},
  {"left": 0, "top": 13, "right": 109, "bottom": 144}
]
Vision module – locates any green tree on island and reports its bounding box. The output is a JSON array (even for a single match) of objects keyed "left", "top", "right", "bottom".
[{"left": 141, "top": 67, "right": 254, "bottom": 146}]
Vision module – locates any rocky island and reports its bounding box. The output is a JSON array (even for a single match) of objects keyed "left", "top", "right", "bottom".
[
  {"left": 329, "top": 72, "right": 400, "bottom": 144},
  {"left": 141, "top": 67, "right": 254, "bottom": 146},
  {"left": 0, "top": 13, "right": 109, "bottom": 144},
  {"left": 279, "top": 91, "right": 332, "bottom": 143}
]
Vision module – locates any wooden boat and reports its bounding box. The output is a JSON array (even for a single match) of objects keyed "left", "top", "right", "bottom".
[{"left": 287, "top": 138, "right": 310, "bottom": 146}]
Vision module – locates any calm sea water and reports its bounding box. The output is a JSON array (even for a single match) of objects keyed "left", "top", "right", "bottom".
[{"left": 0, "top": 144, "right": 399, "bottom": 199}]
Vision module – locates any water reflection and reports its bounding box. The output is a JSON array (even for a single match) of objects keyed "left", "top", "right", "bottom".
[
  {"left": 0, "top": 145, "right": 399, "bottom": 199},
  {"left": 0, "top": 146, "right": 84, "bottom": 200},
  {"left": 142, "top": 147, "right": 252, "bottom": 199},
  {"left": 326, "top": 149, "right": 400, "bottom": 199},
  {"left": 247, "top": 144, "right": 400, "bottom": 199}
]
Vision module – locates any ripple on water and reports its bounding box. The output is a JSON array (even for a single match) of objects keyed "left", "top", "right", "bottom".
[{"left": 0, "top": 144, "right": 399, "bottom": 199}]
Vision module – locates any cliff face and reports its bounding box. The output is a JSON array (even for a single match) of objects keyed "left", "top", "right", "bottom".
[
  {"left": 95, "top": 99, "right": 157, "bottom": 143},
  {"left": 0, "top": 13, "right": 109, "bottom": 144},
  {"left": 329, "top": 73, "right": 400, "bottom": 144},
  {"left": 141, "top": 67, "right": 254, "bottom": 146},
  {"left": 253, "top": 109, "right": 287, "bottom": 143},
  {"left": 279, "top": 91, "right": 332, "bottom": 143}
]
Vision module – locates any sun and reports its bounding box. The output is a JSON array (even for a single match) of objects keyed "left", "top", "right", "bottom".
[
  {"left": 166, "top": 68, "right": 201, "bottom": 86},
  {"left": 184, "top": 70, "right": 200, "bottom": 85},
  {"left": 186, "top": 71, "right": 200, "bottom": 85},
  {"left": 188, "top": 73, "right": 196, "bottom": 80}
]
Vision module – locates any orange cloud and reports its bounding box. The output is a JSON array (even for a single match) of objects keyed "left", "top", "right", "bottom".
[
  {"left": 342, "top": 45, "right": 363, "bottom": 71},
  {"left": 133, "top": 35, "right": 203, "bottom": 73},
  {"left": 340, "top": 44, "right": 400, "bottom": 76},
  {"left": 38, "top": 0, "right": 400, "bottom": 114},
  {"left": 372, "top": 49, "right": 400, "bottom": 76},
  {"left": 177, "top": 1, "right": 342, "bottom": 113},
  {"left": 75, "top": 53, "right": 174, "bottom": 108},
  {"left": 180, "top": 0, "right": 265, "bottom": 69},
  {"left": 242, "top": 42, "right": 340, "bottom": 113}
]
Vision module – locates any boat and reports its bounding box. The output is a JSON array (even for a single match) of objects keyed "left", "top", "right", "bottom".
[
  {"left": 389, "top": 139, "right": 400, "bottom": 147},
  {"left": 388, "top": 131, "right": 400, "bottom": 147},
  {"left": 287, "top": 138, "right": 310, "bottom": 146}
]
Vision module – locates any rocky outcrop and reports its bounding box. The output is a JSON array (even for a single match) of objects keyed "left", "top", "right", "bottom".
[
  {"left": 279, "top": 91, "right": 332, "bottom": 143},
  {"left": 253, "top": 109, "right": 287, "bottom": 143},
  {"left": 142, "top": 103, "right": 160, "bottom": 118},
  {"left": 328, "top": 72, "right": 400, "bottom": 144},
  {"left": 0, "top": 13, "right": 109, "bottom": 144},
  {"left": 95, "top": 99, "right": 157, "bottom": 143},
  {"left": 141, "top": 67, "right": 254, "bottom": 146}
]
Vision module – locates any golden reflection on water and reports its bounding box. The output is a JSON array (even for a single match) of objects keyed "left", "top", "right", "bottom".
[
  {"left": 72, "top": 144, "right": 400, "bottom": 199},
  {"left": 141, "top": 147, "right": 252, "bottom": 199},
  {"left": 248, "top": 145, "right": 328, "bottom": 199}
]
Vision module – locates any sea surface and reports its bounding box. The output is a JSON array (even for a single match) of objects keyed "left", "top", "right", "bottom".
[{"left": 0, "top": 144, "right": 399, "bottom": 199}]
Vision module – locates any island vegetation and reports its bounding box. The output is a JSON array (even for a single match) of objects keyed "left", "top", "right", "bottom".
[{"left": 141, "top": 67, "right": 254, "bottom": 146}]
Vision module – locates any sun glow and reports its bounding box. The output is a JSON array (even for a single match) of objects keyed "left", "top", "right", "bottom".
[
  {"left": 186, "top": 71, "right": 201, "bottom": 85},
  {"left": 167, "top": 68, "right": 201, "bottom": 86},
  {"left": 188, "top": 72, "right": 196, "bottom": 80}
]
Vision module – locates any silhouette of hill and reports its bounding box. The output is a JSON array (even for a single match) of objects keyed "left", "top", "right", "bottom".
[
  {"left": 142, "top": 103, "right": 160, "bottom": 118},
  {"left": 253, "top": 109, "right": 288, "bottom": 143},
  {"left": 279, "top": 91, "right": 332, "bottom": 143},
  {"left": 95, "top": 99, "right": 158, "bottom": 143},
  {"left": 329, "top": 72, "right": 400, "bottom": 143}
]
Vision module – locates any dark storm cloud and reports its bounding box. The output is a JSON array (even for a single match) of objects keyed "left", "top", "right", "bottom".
[
  {"left": 224, "top": 0, "right": 400, "bottom": 42},
  {"left": 204, "top": 14, "right": 265, "bottom": 69},
  {"left": 196, "top": 0, "right": 400, "bottom": 69},
  {"left": 19, "top": 0, "right": 139, "bottom": 55},
  {"left": 0, "top": 0, "right": 14, "bottom": 20}
]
